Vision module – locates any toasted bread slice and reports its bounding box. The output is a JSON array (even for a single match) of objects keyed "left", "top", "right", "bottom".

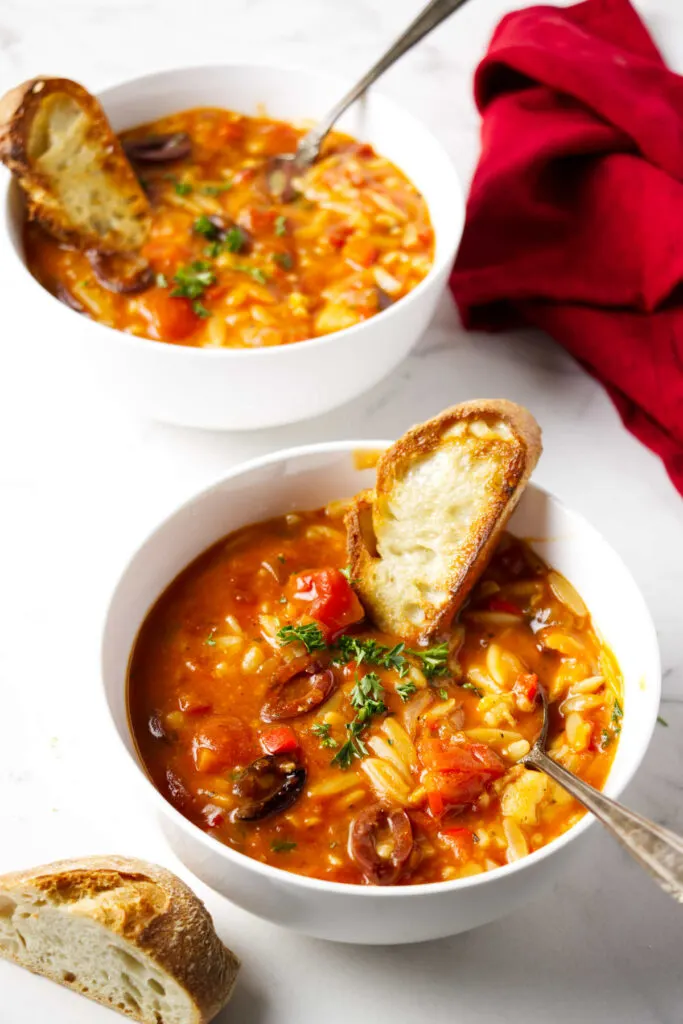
[
  {"left": 346, "top": 400, "right": 542, "bottom": 643},
  {"left": 0, "top": 77, "right": 150, "bottom": 252},
  {"left": 0, "top": 855, "right": 239, "bottom": 1023}
]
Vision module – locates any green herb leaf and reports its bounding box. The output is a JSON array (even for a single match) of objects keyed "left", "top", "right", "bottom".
[
  {"left": 277, "top": 622, "right": 327, "bottom": 654},
  {"left": 192, "top": 300, "right": 212, "bottom": 318},
  {"left": 460, "top": 681, "right": 484, "bottom": 698},
  {"left": 396, "top": 681, "right": 417, "bottom": 703},
  {"left": 657, "top": 714, "right": 669, "bottom": 727},
  {"left": 439, "top": 687, "right": 449, "bottom": 700},
  {"left": 312, "top": 722, "right": 337, "bottom": 749},
  {"left": 202, "top": 182, "right": 232, "bottom": 196},
  {"left": 339, "top": 566, "right": 359, "bottom": 585},
  {"left": 600, "top": 728, "right": 613, "bottom": 750},
  {"left": 271, "top": 839, "right": 297, "bottom": 853},
  {"left": 409, "top": 642, "right": 449, "bottom": 678},
  {"left": 234, "top": 262, "right": 269, "bottom": 285},
  {"left": 193, "top": 214, "right": 221, "bottom": 239},
  {"left": 175, "top": 181, "right": 193, "bottom": 196},
  {"left": 611, "top": 697, "right": 623, "bottom": 736},
  {"left": 277, "top": 554, "right": 286, "bottom": 563},
  {"left": 275, "top": 214, "right": 287, "bottom": 237},
  {"left": 206, "top": 630, "right": 217, "bottom": 647},
  {"left": 279, "top": 595, "right": 287, "bottom": 604},
  {"left": 273, "top": 252, "right": 293, "bottom": 270},
  {"left": 332, "top": 672, "right": 386, "bottom": 769},
  {"left": 171, "top": 261, "right": 216, "bottom": 300},
  {"left": 333, "top": 636, "right": 409, "bottom": 677},
  {"left": 155, "top": 272, "right": 168, "bottom": 288},
  {"left": 223, "top": 226, "right": 248, "bottom": 253},
  {"left": 204, "top": 241, "right": 222, "bottom": 258}
]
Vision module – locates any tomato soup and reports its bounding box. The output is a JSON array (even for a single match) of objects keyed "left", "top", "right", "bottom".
[
  {"left": 24, "top": 107, "right": 434, "bottom": 348},
  {"left": 128, "top": 501, "right": 622, "bottom": 886}
]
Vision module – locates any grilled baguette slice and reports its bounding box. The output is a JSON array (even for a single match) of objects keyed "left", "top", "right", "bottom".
[
  {"left": 0, "top": 77, "right": 150, "bottom": 252},
  {"left": 0, "top": 856, "right": 239, "bottom": 1024},
  {"left": 346, "top": 400, "right": 542, "bottom": 643}
]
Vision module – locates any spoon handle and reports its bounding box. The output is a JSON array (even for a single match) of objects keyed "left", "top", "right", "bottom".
[
  {"left": 525, "top": 747, "right": 683, "bottom": 903},
  {"left": 297, "top": 0, "right": 472, "bottom": 164}
]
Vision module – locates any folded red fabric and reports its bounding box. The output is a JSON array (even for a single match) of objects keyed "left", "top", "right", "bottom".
[{"left": 450, "top": 0, "right": 683, "bottom": 493}]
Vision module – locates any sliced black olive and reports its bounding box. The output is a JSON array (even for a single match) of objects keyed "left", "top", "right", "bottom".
[
  {"left": 54, "top": 283, "right": 86, "bottom": 314},
  {"left": 123, "top": 132, "right": 192, "bottom": 163},
  {"left": 87, "top": 251, "right": 154, "bottom": 294},
  {"left": 348, "top": 804, "right": 413, "bottom": 885},
  {"left": 232, "top": 753, "right": 306, "bottom": 821},
  {"left": 261, "top": 657, "right": 336, "bottom": 722},
  {"left": 376, "top": 286, "right": 394, "bottom": 311},
  {"left": 265, "top": 156, "right": 301, "bottom": 203}
]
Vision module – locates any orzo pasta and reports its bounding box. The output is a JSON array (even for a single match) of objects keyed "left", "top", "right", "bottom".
[{"left": 128, "top": 503, "right": 623, "bottom": 886}]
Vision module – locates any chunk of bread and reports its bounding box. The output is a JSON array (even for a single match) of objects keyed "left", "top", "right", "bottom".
[
  {"left": 346, "top": 400, "right": 542, "bottom": 643},
  {"left": 0, "top": 856, "right": 239, "bottom": 1024},
  {"left": 0, "top": 77, "right": 150, "bottom": 252}
]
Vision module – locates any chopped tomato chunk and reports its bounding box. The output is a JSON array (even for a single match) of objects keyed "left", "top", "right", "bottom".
[
  {"left": 514, "top": 672, "right": 539, "bottom": 703},
  {"left": 292, "top": 569, "right": 364, "bottom": 632},
  {"left": 137, "top": 290, "right": 198, "bottom": 341},
  {"left": 486, "top": 597, "right": 524, "bottom": 616},
  {"left": 419, "top": 737, "right": 505, "bottom": 816},
  {"left": 343, "top": 236, "right": 379, "bottom": 269},
  {"left": 192, "top": 717, "right": 251, "bottom": 773},
  {"left": 327, "top": 224, "right": 354, "bottom": 250},
  {"left": 261, "top": 726, "right": 299, "bottom": 755},
  {"left": 441, "top": 826, "right": 475, "bottom": 859}
]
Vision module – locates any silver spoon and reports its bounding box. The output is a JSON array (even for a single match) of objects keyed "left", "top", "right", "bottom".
[
  {"left": 523, "top": 683, "right": 683, "bottom": 902},
  {"left": 267, "top": 0, "right": 472, "bottom": 199}
]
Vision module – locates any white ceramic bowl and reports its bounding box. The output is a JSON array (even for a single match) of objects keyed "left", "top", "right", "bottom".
[
  {"left": 101, "top": 442, "right": 660, "bottom": 944},
  {"left": 1, "top": 65, "right": 463, "bottom": 430}
]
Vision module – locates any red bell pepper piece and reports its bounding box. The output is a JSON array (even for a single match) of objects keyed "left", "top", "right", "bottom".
[
  {"left": 261, "top": 725, "right": 299, "bottom": 755},
  {"left": 486, "top": 597, "right": 524, "bottom": 616}
]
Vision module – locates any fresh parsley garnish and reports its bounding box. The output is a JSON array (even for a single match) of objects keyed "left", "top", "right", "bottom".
[
  {"left": 277, "top": 622, "right": 327, "bottom": 654},
  {"left": 332, "top": 672, "right": 387, "bottom": 769},
  {"left": 273, "top": 252, "right": 293, "bottom": 270},
  {"left": 271, "top": 839, "right": 297, "bottom": 853},
  {"left": 333, "top": 636, "right": 409, "bottom": 677},
  {"left": 234, "top": 263, "right": 269, "bottom": 285},
  {"left": 438, "top": 687, "right": 449, "bottom": 700},
  {"left": 277, "top": 554, "right": 286, "bottom": 563},
  {"left": 206, "top": 630, "right": 217, "bottom": 647},
  {"left": 171, "top": 261, "right": 216, "bottom": 300},
  {"left": 224, "top": 226, "right": 248, "bottom": 253},
  {"left": 155, "top": 272, "right": 168, "bottom": 288},
  {"left": 409, "top": 643, "right": 449, "bottom": 678},
  {"left": 600, "top": 728, "right": 613, "bottom": 750},
  {"left": 396, "top": 681, "right": 417, "bottom": 703},
  {"left": 312, "top": 722, "right": 337, "bottom": 749},
  {"left": 611, "top": 697, "right": 623, "bottom": 736},
  {"left": 175, "top": 181, "right": 193, "bottom": 196},
  {"left": 339, "top": 566, "right": 359, "bottom": 585},
  {"left": 460, "top": 681, "right": 484, "bottom": 698},
  {"left": 202, "top": 182, "right": 232, "bottom": 196},
  {"left": 275, "top": 214, "right": 287, "bottom": 237},
  {"left": 192, "top": 300, "right": 212, "bottom": 318},
  {"left": 193, "top": 214, "right": 221, "bottom": 240},
  {"left": 657, "top": 714, "right": 669, "bottom": 727}
]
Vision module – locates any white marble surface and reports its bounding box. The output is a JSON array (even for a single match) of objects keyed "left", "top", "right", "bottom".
[{"left": 1, "top": 0, "right": 682, "bottom": 1021}]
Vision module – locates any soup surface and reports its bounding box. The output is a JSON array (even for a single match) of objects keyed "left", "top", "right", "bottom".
[
  {"left": 128, "top": 502, "right": 623, "bottom": 886},
  {"left": 24, "top": 107, "right": 434, "bottom": 348}
]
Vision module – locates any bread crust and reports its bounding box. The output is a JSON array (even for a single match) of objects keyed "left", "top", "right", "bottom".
[
  {"left": 0, "top": 77, "right": 150, "bottom": 252},
  {"left": 0, "top": 855, "right": 239, "bottom": 1023},
  {"left": 347, "top": 400, "right": 542, "bottom": 643}
]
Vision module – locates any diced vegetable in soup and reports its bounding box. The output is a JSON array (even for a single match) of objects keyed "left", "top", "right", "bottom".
[
  {"left": 128, "top": 503, "right": 623, "bottom": 885},
  {"left": 24, "top": 107, "right": 434, "bottom": 347}
]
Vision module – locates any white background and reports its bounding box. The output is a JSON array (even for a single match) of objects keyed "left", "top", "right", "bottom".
[{"left": 1, "top": 0, "right": 682, "bottom": 1021}]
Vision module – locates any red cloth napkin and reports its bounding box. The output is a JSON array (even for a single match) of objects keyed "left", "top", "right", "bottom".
[{"left": 450, "top": 0, "right": 683, "bottom": 494}]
